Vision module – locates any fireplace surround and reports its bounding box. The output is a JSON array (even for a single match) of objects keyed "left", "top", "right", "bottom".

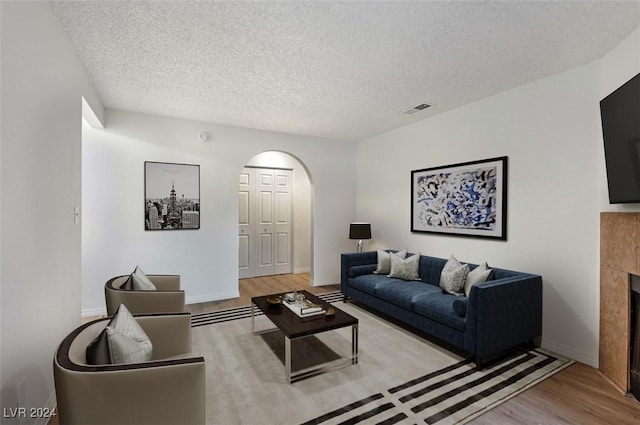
[
  {"left": 600, "top": 212, "right": 640, "bottom": 399},
  {"left": 631, "top": 284, "right": 640, "bottom": 400}
]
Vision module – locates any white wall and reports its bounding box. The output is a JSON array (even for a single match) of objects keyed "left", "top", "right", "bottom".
[
  {"left": 245, "top": 151, "right": 312, "bottom": 274},
  {"left": 82, "top": 109, "right": 356, "bottom": 316},
  {"left": 357, "top": 24, "right": 640, "bottom": 367},
  {"left": 1, "top": 1, "right": 103, "bottom": 421},
  {"left": 357, "top": 57, "right": 610, "bottom": 367}
]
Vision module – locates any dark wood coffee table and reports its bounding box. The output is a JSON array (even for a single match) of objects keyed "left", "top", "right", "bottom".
[{"left": 251, "top": 290, "right": 358, "bottom": 383}]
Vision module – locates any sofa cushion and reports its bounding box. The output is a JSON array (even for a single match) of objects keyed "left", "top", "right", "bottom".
[
  {"left": 348, "top": 264, "right": 377, "bottom": 278},
  {"left": 388, "top": 253, "right": 420, "bottom": 281},
  {"left": 452, "top": 298, "right": 468, "bottom": 317},
  {"left": 439, "top": 255, "right": 469, "bottom": 295},
  {"left": 349, "top": 274, "right": 391, "bottom": 295},
  {"left": 412, "top": 293, "right": 466, "bottom": 332},
  {"left": 464, "top": 262, "right": 493, "bottom": 296},
  {"left": 374, "top": 249, "right": 406, "bottom": 274},
  {"left": 374, "top": 280, "right": 441, "bottom": 310}
]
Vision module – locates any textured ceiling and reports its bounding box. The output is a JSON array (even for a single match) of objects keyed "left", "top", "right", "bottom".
[{"left": 51, "top": 1, "right": 640, "bottom": 142}]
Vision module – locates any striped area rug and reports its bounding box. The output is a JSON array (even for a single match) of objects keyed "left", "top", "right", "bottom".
[
  {"left": 301, "top": 347, "right": 572, "bottom": 425},
  {"left": 191, "top": 292, "right": 573, "bottom": 425},
  {"left": 190, "top": 291, "right": 344, "bottom": 327}
]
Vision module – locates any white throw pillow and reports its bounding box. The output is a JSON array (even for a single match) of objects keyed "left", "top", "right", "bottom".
[
  {"left": 464, "top": 262, "right": 493, "bottom": 296},
  {"left": 388, "top": 252, "right": 420, "bottom": 281},
  {"left": 439, "top": 255, "right": 470, "bottom": 295},
  {"left": 107, "top": 304, "right": 153, "bottom": 364},
  {"left": 132, "top": 266, "right": 156, "bottom": 290},
  {"left": 374, "top": 249, "right": 407, "bottom": 274}
]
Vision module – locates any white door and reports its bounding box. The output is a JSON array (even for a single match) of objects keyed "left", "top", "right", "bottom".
[
  {"left": 255, "top": 168, "right": 276, "bottom": 276},
  {"left": 238, "top": 169, "right": 254, "bottom": 279},
  {"left": 239, "top": 167, "right": 293, "bottom": 278},
  {"left": 274, "top": 169, "right": 293, "bottom": 275}
]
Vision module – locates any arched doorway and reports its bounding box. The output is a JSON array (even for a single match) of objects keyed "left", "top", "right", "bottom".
[{"left": 238, "top": 151, "right": 313, "bottom": 283}]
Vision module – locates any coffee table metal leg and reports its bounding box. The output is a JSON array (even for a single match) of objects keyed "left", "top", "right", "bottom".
[
  {"left": 285, "top": 336, "right": 292, "bottom": 383},
  {"left": 352, "top": 324, "right": 358, "bottom": 364}
]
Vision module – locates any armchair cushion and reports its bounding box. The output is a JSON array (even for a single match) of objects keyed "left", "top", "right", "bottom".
[
  {"left": 122, "top": 266, "right": 157, "bottom": 290},
  {"left": 85, "top": 326, "right": 111, "bottom": 365},
  {"left": 107, "top": 304, "right": 153, "bottom": 363},
  {"left": 121, "top": 274, "right": 135, "bottom": 290},
  {"left": 86, "top": 304, "right": 153, "bottom": 365},
  {"left": 132, "top": 266, "right": 157, "bottom": 290}
]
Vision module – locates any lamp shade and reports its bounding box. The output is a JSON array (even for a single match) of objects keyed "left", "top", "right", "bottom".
[{"left": 349, "top": 222, "right": 371, "bottom": 240}]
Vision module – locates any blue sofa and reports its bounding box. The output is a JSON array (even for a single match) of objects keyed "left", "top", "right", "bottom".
[{"left": 341, "top": 251, "right": 542, "bottom": 366}]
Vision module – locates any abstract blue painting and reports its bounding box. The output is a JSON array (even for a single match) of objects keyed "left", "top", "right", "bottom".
[{"left": 411, "top": 157, "right": 507, "bottom": 240}]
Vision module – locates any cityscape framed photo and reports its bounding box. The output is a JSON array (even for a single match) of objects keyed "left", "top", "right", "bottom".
[
  {"left": 144, "top": 161, "right": 200, "bottom": 230},
  {"left": 411, "top": 156, "right": 507, "bottom": 240}
]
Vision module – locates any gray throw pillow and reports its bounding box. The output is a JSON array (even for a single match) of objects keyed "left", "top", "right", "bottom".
[
  {"left": 120, "top": 274, "right": 135, "bottom": 290},
  {"left": 388, "top": 252, "right": 420, "bottom": 281},
  {"left": 106, "top": 327, "right": 153, "bottom": 364},
  {"left": 374, "top": 249, "right": 407, "bottom": 274},
  {"left": 106, "top": 304, "right": 153, "bottom": 364},
  {"left": 464, "top": 262, "right": 493, "bottom": 296},
  {"left": 439, "top": 255, "right": 469, "bottom": 295},
  {"left": 86, "top": 322, "right": 113, "bottom": 365},
  {"left": 132, "top": 266, "right": 156, "bottom": 290}
]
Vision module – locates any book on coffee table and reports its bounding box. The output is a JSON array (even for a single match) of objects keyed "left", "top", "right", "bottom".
[{"left": 282, "top": 299, "right": 325, "bottom": 317}]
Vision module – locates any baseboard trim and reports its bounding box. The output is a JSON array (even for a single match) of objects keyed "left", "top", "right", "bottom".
[
  {"left": 293, "top": 267, "right": 310, "bottom": 274},
  {"left": 542, "top": 338, "right": 597, "bottom": 367}
]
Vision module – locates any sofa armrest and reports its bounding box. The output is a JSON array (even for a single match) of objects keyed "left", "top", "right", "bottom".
[
  {"left": 341, "top": 251, "right": 378, "bottom": 293},
  {"left": 465, "top": 274, "right": 542, "bottom": 360}
]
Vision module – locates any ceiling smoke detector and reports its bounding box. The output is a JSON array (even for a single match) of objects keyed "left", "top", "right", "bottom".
[{"left": 401, "top": 103, "right": 433, "bottom": 115}]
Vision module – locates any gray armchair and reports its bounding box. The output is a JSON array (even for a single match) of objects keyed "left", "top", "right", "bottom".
[
  {"left": 53, "top": 312, "right": 205, "bottom": 425},
  {"left": 105, "top": 274, "right": 186, "bottom": 316}
]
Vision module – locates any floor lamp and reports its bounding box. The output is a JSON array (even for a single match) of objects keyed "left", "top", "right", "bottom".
[{"left": 349, "top": 222, "right": 371, "bottom": 252}]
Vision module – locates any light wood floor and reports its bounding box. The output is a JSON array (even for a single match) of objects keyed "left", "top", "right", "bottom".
[
  {"left": 192, "top": 273, "right": 640, "bottom": 425},
  {"left": 187, "top": 272, "right": 340, "bottom": 314},
  {"left": 55, "top": 273, "right": 640, "bottom": 425}
]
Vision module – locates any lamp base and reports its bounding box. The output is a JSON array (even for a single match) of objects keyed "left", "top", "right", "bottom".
[{"left": 357, "top": 240, "right": 363, "bottom": 252}]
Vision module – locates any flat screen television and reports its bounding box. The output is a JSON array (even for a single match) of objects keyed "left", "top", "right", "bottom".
[{"left": 600, "top": 71, "right": 640, "bottom": 203}]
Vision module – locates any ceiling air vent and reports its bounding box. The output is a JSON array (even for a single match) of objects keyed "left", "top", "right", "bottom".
[{"left": 401, "top": 103, "right": 432, "bottom": 115}]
